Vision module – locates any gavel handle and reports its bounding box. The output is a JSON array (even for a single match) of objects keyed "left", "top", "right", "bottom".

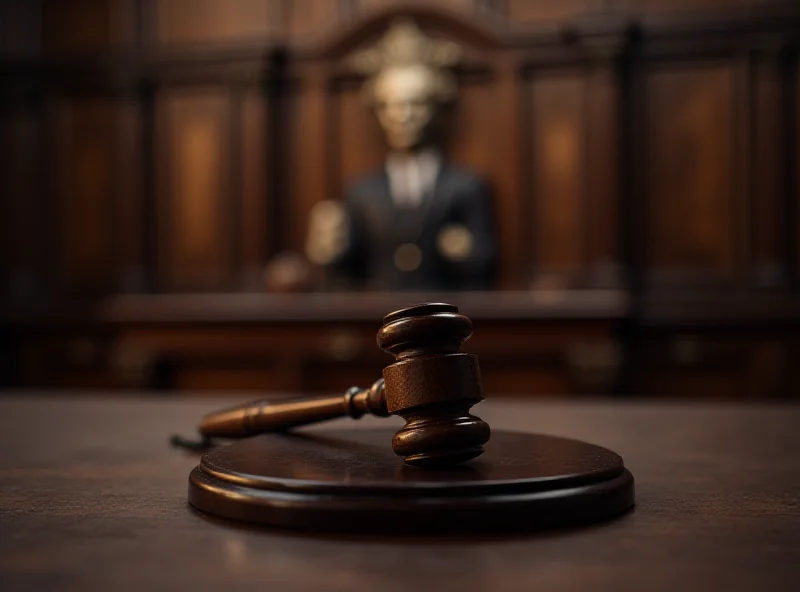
[{"left": 197, "top": 379, "right": 387, "bottom": 439}]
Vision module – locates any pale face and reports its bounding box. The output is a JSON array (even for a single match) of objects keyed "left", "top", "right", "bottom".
[{"left": 373, "top": 65, "right": 437, "bottom": 152}]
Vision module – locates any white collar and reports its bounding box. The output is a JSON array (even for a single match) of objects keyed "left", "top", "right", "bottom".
[
  {"left": 385, "top": 148, "right": 441, "bottom": 172},
  {"left": 385, "top": 149, "right": 442, "bottom": 208}
]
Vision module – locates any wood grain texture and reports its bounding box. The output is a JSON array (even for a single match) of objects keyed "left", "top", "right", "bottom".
[
  {"left": 115, "top": 98, "right": 145, "bottom": 292},
  {"left": 750, "top": 54, "right": 783, "bottom": 286},
  {"left": 55, "top": 99, "right": 116, "bottom": 290},
  {"left": 42, "top": 0, "right": 134, "bottom": 53},
  {"left": 7, "top": 1, "right": 796, "bottom": 299},
  {"left": 796, "top": 58, "right": 800, "bottom": 278},
  {"left": 529, "top": 73, "right": 586, "bottom": 281},
  {"left": 1, "top": 290, "right": 624, "bottom": 394},
  {"left": 154, "top": 0, "right": 276, "bottom": 45},
  {"left": 289, "top": 66, "right": 329, "bottom": 251},
  {"left": 646, "top": 65, "right": 736, "bottom": 282},
  {"left": 287, "top": 0, "right": 340, "bottom": 40},
  {"left": 1, "top": 109, "right": 43, "bottom": 298},
  {"left": 585, "top": 62, "right": 620, "bottom": 286},
  {"left": 628, "top": 333, "right": 790, "bottom": 399},
  {"left": 358, "top": 0, "right": 477, "bottom": 15},
  {"left": 157, "top": 89, "right": 232, "bottom": 290},
  {"left": 491, "top": 60, "right": 525, "bottom": 289},
  {"left": 0, "top": 0, "right": 42, "bottom": 56},
  {"left": 240, "top": 90, "right": 269, "bottom": 286},
  {"left": 336, "top": 86, "right": 385, "bottom": 190},
  {"left": 448, "top": 82, "right": 497, "bottom": 193},
  {"left": 0, "top": 395, "right": 798, "bottom": 590},
  {"left": 506, "top": 0, "right": 591, "bottom": 23},
  {"left": 632, "top": 0, "right": 740, "bottom": 13}
]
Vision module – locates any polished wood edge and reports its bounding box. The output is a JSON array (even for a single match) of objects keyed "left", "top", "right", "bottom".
[
  {"left": 0, "top": 290, "right": 631, "bottom": 326},
  {"left": 187, "top": 466, "right": 635, "bottom": 534},
  {"left": 7, "top": 288, "right": 800, "bottom": 328}
]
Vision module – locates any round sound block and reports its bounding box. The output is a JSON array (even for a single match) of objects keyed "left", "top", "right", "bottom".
[{"left": 188, "top": 429, "right": 634, "bottom": 534}]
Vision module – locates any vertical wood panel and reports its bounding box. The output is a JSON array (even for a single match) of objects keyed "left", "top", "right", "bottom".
[
  {"left": 43, "top": 0, "right": 135, "bottom": 53},
  {"left": 448, "top": 77, "right": 521, "bottom": 285},
  {"left": 506, "top": 0, "right": 591, "bottom": 23},
  {"left": 289, "top": 68, "right": 329, "bottom": 252},
  {"left": 448, "top": 83, "right": 497, "bottom": 180},
  {"left": 287, "top": 0, "right": 340, "bottom": 39},
  {"left": 157, "top": 91, "right": 231, "bottom": 290},
  {"left": 155, "top": 0, "right": 275, "bottom": 45},
  {"left": 646, "top": 65, "right": 736, "bottom": 281},
  {"left": 586, "top": 62, "right": 621, "bottom": 286},
  {"left": 337, "top": 87, "right": 385, "bottom": 191},
  {"left": 751, "top": 55, "right": 783, "bottom": 286},
  {"left": 491, "top": 62, "right": 525, "bottom": 288},
  {"left": 796, "top": 59, "right": 800, "bottom": 276},
  {"left": 116, "top": 99, "right": 144, "bottom": 291},
  {"left": 449, "top": 75, "right": 522, "bottom": 288},
  {"left": 55, "top": 100, "right": 116, "bottom": 290},
  {"left": 358, "top": 0, "right": 475, "bottom": 14},
  {"left": 529, "top": 74, "right": 586, "bottom": 280},
  {"left": 0, "top": 0, "right": 42, "bottom": 56},
  {"left": 2, "top": 110, "right": 43, "bottom": 299},
  {"left": 241, "top": 90, "right": 269, "bottom": 286},
  {"left": 796, "top": 59, "right": 800, "bottom": 277},
  {"left": 630, "top": 0, "right": 741, "bottom": 13}
]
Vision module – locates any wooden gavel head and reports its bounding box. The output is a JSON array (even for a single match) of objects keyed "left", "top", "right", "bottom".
[{"left": 377, "top": 303, "right": 491, "bottom": 467}]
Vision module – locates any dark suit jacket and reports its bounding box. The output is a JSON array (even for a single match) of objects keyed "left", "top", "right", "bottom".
[{"left": 329, "top": 162, "right": 498, "bottom": 291}]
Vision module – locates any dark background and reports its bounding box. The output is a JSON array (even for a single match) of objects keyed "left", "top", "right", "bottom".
[{"left": 1, "top": 0, "right": 798, "bottom": 398}]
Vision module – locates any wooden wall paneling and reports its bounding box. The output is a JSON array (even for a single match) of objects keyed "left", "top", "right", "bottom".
[
  {"left": 357, "top": 0, "right": 478, "bottom": 15},
  {"left": 153, "top": 0, "right": 277, "bottom": 46},
  {"left": 0, "top": 111, "right": 8, "bottom": 287},
  {"left": 41, "top": 99, "right": 59, "bottom": 295},
  {"left": 528, "top": 70, "right": 587, "bottom": 287},
  {"left": 289, "top": 65, "right": 330, "bottom": 253},
  {"left": 0, "top": 0, "right": 42, "bottom": 56},
  {"left": 448, "top": 81, "right": 496, "bottom": 187},
  {"left": 490, "top": 59, "right": 525, "bottom": 288},
  {"left": 335, "top": 83, "right": 385, "bottom": 191},
  {"left": 287, "top": 0, "right": 342, "bottom": 40},
  {"left": 585, "top": 54, "right": 621, "bottom": 287},
  {"left": 228, "top": 87, "right": 244, "bottom": 286},
  {"left": 617, "top": 33, "right": 644, "bottom": 295},
  {"left": 156, "top": 89, "right": 232, "bottom": 290},
  {"left": 240, "top": 89, "right": 269, "bottom": 288},
  {"left": 138, "top": 79, "right": 158, "bottom": 292},
  {"left": 750, "top": 49, "right": 784, "bottom": 288},
  {"left": 43, "top": 0, "right": 136, "bottom": 54},
  {"left": 645, "top": 63, "right": 737, "bottom": 285},
  {"left": 55, "top": 99, "right": 118, "bottom": 292},
  {"left": 733, "top": 53, "right": 752, "bottom": 286},
  {"left": 115, "top": 98, "right": 145, "bottom": 292},
  {"left": 629, "top": 0, "right": 741, "bottom": 14},
  {"left": 505, "top": 0, "right": 592, "bottom": 23},
  {"left": 265, "top": 59, "right": 286, "bottom": 259},
  {"left": 447, "top": 77, "right": 507, "bottom": 282},
  {"left": 795, "top": 55, "right": 800, "bottom": 281},
  {"left": 1, "top": 107, "right": 44, "bottom": 300}
]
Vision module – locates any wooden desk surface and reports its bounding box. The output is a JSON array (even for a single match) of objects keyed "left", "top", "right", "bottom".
[{"left": 1, "top": 394, "right": 798, "bottom": 591}]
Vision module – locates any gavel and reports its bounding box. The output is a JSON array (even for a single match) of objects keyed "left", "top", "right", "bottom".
[{"left": 198, "top": 303, "right": 490, "bottom": 467}]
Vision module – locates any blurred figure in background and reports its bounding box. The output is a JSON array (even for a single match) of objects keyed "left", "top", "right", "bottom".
[{"left": 306, "top": 20, "right": 498, "bottom": 291}]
